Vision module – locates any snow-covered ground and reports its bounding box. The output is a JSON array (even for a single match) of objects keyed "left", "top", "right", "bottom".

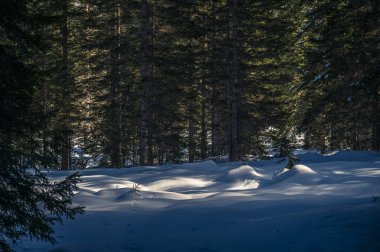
[{"left": 15, "top": 151, "right": 380, "bottom": 251}]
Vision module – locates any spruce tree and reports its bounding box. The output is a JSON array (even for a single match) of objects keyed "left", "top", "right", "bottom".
[
  {"left": 298, "top": 0, "right": 380, "bottom": 151},
  {"left": 0, "top": 0, "right": 84, "bottom": 250}
]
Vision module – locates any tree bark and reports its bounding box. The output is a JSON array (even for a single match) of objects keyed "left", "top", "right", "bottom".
[
  {"left": 200, "top": 93, "right": 208, "bottom": 159},
  {"left": 320, "top": 135, "right": 326, "bottom": 154},
  {"left": 228, "top": 0, "right": 240, "bottom": 161},
  {"left": 372, "top": 86, "right": 380, "bottom": 151},
  {"left": 210, "top": 0, "right": 219, "bottom": 157},
  {"left": 109, "top": 2, "right": 122, "bottom": 168},
  {"left": 41, "top": 24, "right": 49, "bottom": 169},
  {"left": 61, "top": 0, "right": 71, "bottom": 170},
  {"left": 139, "top": 0, "right": 153, "bottom": 165},
  {"left": 188, "top": 108, "right": 196, "bottom": 162}
]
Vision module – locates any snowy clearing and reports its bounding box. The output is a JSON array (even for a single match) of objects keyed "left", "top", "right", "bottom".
[{"left": 15, "top": 151, "right": 380, "bottom": 252}]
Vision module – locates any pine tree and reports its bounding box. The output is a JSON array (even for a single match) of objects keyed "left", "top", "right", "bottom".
[
  {"left": 13, "top": 0, "right": 377, "bottom": 170},
  {"left": 298, "top": 0, "right": 380, "bottom": 151},
  {"left": 0, "top": 0, "right": 84, "bottom": 250}
]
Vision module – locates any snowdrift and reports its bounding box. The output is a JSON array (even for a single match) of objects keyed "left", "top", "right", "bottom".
[
  {"left": 213, "top": 165, "right": 263, "bottom": 189},
  {"left": 16, "top": 151, "right": 380, "bottom": 252},
  {"left": 271, "top": 164, "right": 321, "bottom": 185},
  {"left": 214, "top": 165, "right": 263, "bottom": 183}
]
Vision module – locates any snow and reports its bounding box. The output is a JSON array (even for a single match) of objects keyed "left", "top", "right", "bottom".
[
  {"left": 13, "top": 151, "right": 380, "bottom": 251},
  {"left": 271, "top": 164, "right": 319, "bottom": 185}
]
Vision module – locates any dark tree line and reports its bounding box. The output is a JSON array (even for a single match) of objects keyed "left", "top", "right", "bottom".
[
  {"left": 299, "top": 0, "right": 380, "bottom": 153},
  {"left": 27, "top": 0, "right": 300, "bottom": 168},
  {"left": 2, "top": 0, "right": 379, "bottom": 169}
]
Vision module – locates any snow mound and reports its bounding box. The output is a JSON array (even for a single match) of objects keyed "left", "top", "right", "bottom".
[
  {"left": 95, "top": 188, "right": 129, "bottom": 198},
  {"left": 228, "top": 179, "right": 261, "bottom": 190},
  {"left": 114, "top": 190, "right": 141, "bottom": 201},
  {"left": 214, "top": 165, "right": 263, "bottom": 183},
  {"left": 147, "top": 177, "right": 211, "bottom": 191},
  {"left": 292, "top": 164, "right": 317, "bottom": 174},
  {"left": 272, "top": 164, "right": 320, "bottom": 184},
  {"left": 95, "top": 183, "right": 150, "bottom": 199}
]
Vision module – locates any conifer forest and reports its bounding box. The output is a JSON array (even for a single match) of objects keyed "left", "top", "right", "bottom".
[
  {"left": 2, "top": 0, "right": 380, "bottom": 168},
  {"left": 1, "top": 0, "right": 380, "bottom": 251}
]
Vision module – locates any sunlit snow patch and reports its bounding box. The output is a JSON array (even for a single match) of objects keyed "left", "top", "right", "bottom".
[
  {"left": 272, "top": 164, "right": 320, "bottom": 185},
  {"left": 214, "top": 165, "right": 263, "bottom": 189},
  {"left": 147, "top": 177, "right": 212, "bottom": 191}
]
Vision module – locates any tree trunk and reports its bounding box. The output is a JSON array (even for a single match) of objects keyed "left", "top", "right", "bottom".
[
  {"left": 147, "top": 3, "right": 156, "bottom": 166},
  {"left": 61, "top": 130, "right": 71, "bottom": 170},
  {"left": 147, "top": 124, "right": 154, "bottom": 165},
  {"left": 60, "top": 0, "right": 71, "bottom": 170},
  {"left": 320, "top": 135, "right": 326, "bottom": 154},
  {"left": 41, "top": 25, "right": 49, "bottom": 169},
  {"left": 200, "top": 94, "right": 208, "bottom": 159},
  {"left": 158, "top": 118, "right": 164, "bottom": 165},
  {"left": 352, "top": 110, "right": 360, "bottom": 150},
  {"left": 139, "top": 0, "right": 153, "bottom": 165},
  {"left": 372, "top": 86, "right": 380, "bottom": 151},
  {"left": 210, "top": 0, "right": 219, "bottom": 157},
  {"left": 109, "top": 2, "right": 122, "bottom": 168},
  {"left": 188, "top": 96, "right": 196, "bottom": 162},
  {"left": 304, "top": 131, "right": 311, "bottom": 149},
  {"left": 228, "top": 0, "right": 240, "bottom": 161}
]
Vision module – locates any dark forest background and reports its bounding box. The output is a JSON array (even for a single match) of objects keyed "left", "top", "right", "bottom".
[{"left": 2, "top": 0, "right": 380, "bottom": 169}]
